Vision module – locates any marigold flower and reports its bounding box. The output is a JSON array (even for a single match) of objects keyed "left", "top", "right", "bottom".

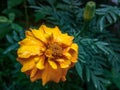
[{"left": 17, "top": 25, "right": 78, "bottom": 85}]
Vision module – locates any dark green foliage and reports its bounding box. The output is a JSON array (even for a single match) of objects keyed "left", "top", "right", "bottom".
[{"left": 0, "top": 0, "right": 120, "bottom": 90}]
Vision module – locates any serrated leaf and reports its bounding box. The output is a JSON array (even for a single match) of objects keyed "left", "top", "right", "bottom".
[
  {"left": 99, "top": 16, "right": 105, "bottom": 31},
  {"left": 0, "top": 16, "right": 9, "bottom": 23},
  {"left": 109, "top": 12, "right": 117, "bottom": 22},
  {"left": 11, "top": 23, "right": 23, "bottom": 31},
  {"left": 75, "top": 62, "right": 83, "bottom": 79},
  {"left": 8, "top": 0, "right": 24, "bottom": 8},
  {"left": 8, "top": 13, "right": 15, "bottom": 22},
  {"left": 6, "top": 35, "right": 14, "bottom": 44},
  {"left": 96, "top": 42, "right": 109, "bottom": 55},
  {"left": 34, "top": 12, "right": 46, "bottom": 22},
  {"left": 0, "top": 23, "right": 11, "bottom": 39},
  {"left": 3, "top": 43, "right": 18, "bottom": 54},
  {"left": 86, "top": 67, "right": 90, "bottom": 82},
  {"left": 106, "top": 14, "right": 112, "bottom": 24},
  {"left": 13, "top": 31, "right": 20, "bottom": 41},
  {"left": 91, "top": 74, "right": 98, "bottom": 89}
]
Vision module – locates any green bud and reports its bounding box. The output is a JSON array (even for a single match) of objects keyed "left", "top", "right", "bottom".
[{"left": 83, "top": 1, "right": 96, "bottom": 22}]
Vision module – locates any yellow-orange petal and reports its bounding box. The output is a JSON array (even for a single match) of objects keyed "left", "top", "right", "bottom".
[
  {"left": 63, "top": 52, "right": 72, "bottom": 60},
  {"left": 61, "top": 76, "right": 66, "bottom": 81},
  {"left": 56, "top": 33, "right": 74, "bottom": 46},
  {"left": 21, "top": 60, "right": 35, "bottom": 72},
  {"left": 19, "top": 37, "right": 44, "bottom": 47},
  {"left": 25, "top": 30, "right": 34, "bottom": 38},
  {"left": 42, "top": 63, "right": 61, "bottom": 85},
  {"left": 70, "top": 43, "right": 78, "bottom": 52},
  {"left": 57, "top": 59, "right": 71, "bottom": 68},
  {"left": 30, "top": 67, "right": 38, "bottom": 78},
  {"left": 36, "top": 56, "right": 45, "bottom": 70},
  {"left": 17, "top": 46, "right": 42, "bottom": 58},
  {"left": 30, "top": 70, "right": 42, "bottom": 82},
  {"left": 48, "top": 59, "right": 57, "bottom": 69},
  {"left": 69, "top": 43, "right": 78, "bottom": 62},
  {"left": 40, "top": 25, "right": 62, "bottom": 39},
  {"left": 31, "top": 29, "right": 47, "bottom": 43}
]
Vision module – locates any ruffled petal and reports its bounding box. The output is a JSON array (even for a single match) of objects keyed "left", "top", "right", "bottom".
[
  {"left": 36, "top": 56, "right": 45, "bottom": 70},
  {"left": 19, "top": 37, "right": 44, "bottom": 47},
  {"left": 42, "top": 63, "right": 62, "bottom": 85},
  {"left": 25, "top": 30, "right": 34, "bottom": 38},
  {"left": 40, "top": 25, "right": 61, "bottom": 36},
  {"left": 63, "top": 52, "right": 72, "bottom": 60},
  {"left": 48, "top": 59, "right": 57, "bottom": 69},
  {"left": 69, "top": 43, "right": 78, "bottom": 62},
  {"left": 30, "top": 67, "right": 38, "bottom": 78},
  {"left": 30, "top": 70, "right": 42, "bottom": 82},
  {"left": 57, "top": 59, "right": 71, "bottom": 68},
  {"left": 21, "top": 59, "right": 35, "bottom": 72},
  {"left": 17, "top": 46, "right": 42, "bottom": 58},
  {"left": 31, "top": 29, "right": 47, "bottom": 43},
  {"left": 56, "top": 33, "right": 74, "bottom": 46}
]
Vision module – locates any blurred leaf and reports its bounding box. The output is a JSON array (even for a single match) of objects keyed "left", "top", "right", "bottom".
[
  {"left": 0, "top": 23, "right": 11, "bottom": 39},
  {"left": 8, "top": 0, "right": 24, "bottom": 8},
  {"left": 75, "top": 62, "right": 83, "bottom": 79},
  {"left": 0, "top": 16, "right": 9, "bottom": 23},
  {"left": 8, "top": 13, "right": 15, "bottom": 22},
  {"left": 3, "top": 43, "right": 18, "bottom": 54},
  {"left": 11, "top": 23, "right": 23, "bottom": 31}
]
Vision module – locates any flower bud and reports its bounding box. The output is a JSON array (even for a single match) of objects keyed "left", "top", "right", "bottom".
[{"left": 83, "top": 1, "right": 96, "bottom": 22}]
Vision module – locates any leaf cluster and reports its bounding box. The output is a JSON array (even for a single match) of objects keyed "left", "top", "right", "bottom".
[{"left": 0, "top": 0, "right": 120, "bottom": 90}]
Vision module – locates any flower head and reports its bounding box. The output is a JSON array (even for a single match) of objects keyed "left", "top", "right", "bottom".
[{"left": 17, "top": 25, "right": 78, "bottom": 85}]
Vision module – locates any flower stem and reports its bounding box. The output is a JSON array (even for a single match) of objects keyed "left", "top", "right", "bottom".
[
  {"left": 24, "top": 0, "right": 29, "bottom": 28},
  {"left": 75, "top": 21, "right": 90, "bottom": 38}
]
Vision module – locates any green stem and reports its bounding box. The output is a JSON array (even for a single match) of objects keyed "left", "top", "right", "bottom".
[
  {"left": 75, "top": 21, "right": 89, "bottom": 38},
  {"left": 24, "top": 0, "right": 29, "bottom": 28}
]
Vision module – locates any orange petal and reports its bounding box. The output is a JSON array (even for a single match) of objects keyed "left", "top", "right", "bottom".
[
  {"left": 48, "top": 59, "right": 57, "bottom": 69},
  {"left": 17, "top": 46, "right": 42, "bottom": 58},
  {"left": 36, "top": 56, "right": 45, "bottom": 70},
  {"left": 56, "top": 33, "right": 74, "bottom": 46},
  {"left": 30, "top": 67, "right": 38, "bottom": 78},
  {"left": 63, "top": 52, "right": 72, "bottom": 60},
  {"left": 69, "top": 43, "right": 78, "bottom": 62},
  {"left": 25, "top": 30, "right": 34, "bottom": 38},
  {"left": 31, "top": 29, "right": 47, "bottom": 43},
  {"left": 57, "top": 59, "right": 71, "bottom": 68},
  {"left": 42, "top": 63, "right": 61, "bottom": 85},
  {"left": 40, "top": 25, "right": 61, "bottom": 35},
  {"left": 21, "top": 59, "right": 35, "bottom": 72},
  {"left": 61, "top": 76, "right": 66, "bottom": 81},
  {"left": 19, "top": 37, "right": 44, "bottom": 47},
  {"left": 70, "top": 43, "right": 78, "bottom": 52},
  {"left": 30, "top": 70, "right": 42, "bottom": 82}
]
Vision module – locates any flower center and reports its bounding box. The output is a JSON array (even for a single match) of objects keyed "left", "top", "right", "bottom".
[{"left": 45, "top": 43, "right": 62, "bottom": 58}]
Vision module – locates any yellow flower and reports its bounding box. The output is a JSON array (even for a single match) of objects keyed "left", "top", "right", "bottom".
[{"left": 17, "top": 25, "right": 78, "bottom": 85}]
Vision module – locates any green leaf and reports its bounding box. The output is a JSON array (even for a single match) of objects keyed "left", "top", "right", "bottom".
[
  {"left": 99, "top": 16, "right": 105, "bottom": 31},
  {"left": 11, "top": 23, "right": 23, "bottom": 31},
  {"left": 0, "top": 23, "right": 11, "bottom": 39},
  {"left": 109, "top": 12, "right": 117, "bottom": 22},
  {"left": 86, "top": 67, "right": 90, "bottom": 82},
  {"left": 91, "top": 74, "right": 98, "bottom": 89},
  {"left": 8, "top": 0, "right": 24, "bottom": 8},
  {"left": 75, "top": 62, "right": 83, "bottom": 79},
  {"left": 3, "top": 43, "right": 18, "bottom": 54},
  {"left": 8, "top": 13, "right": 15, "bottom": 22},
  {"left": 34, "top": 12, "right": 46, "bottom": 22},
  {"left": 106, "top": 14, "right": 112, "bottom": 24},
  {"left": 0, "top": 16, "right": 9, "bottom": 23},
  {"left": 6, "top": 35, "right": 14, "bottom": 44}
]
